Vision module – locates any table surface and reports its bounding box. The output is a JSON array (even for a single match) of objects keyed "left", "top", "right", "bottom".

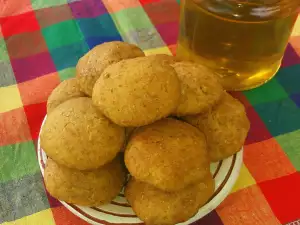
[{"left": 0, "top": 1, "right": 300, "bottom": 225}]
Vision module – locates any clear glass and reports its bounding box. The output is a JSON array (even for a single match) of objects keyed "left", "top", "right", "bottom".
[{"left": 177, "top": 0, "right": 300, "bottom": 90}]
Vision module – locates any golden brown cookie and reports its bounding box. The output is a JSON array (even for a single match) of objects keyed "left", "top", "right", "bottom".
[
  {"left": 41, "top": 97, "right": 125, "bottom": 170},
  {"left": 47, "top": 78, "right": 85, "bottom": 114},
  {"left": 76, "top": 41, "right": 145, "bottom": 96},
  {"left": 125, "top": 175, "right": 215, "bottom": 225},
  {"left": 92, "top": 56, "right": 181, "bottom": 126},
  {"left": 172, "top": 61, "right": 224, "bottom": 116},
  {"left": 45, "top": 157, "right": 125, "bottom": 206},
  {"left": 124, "top": 118, "right": 210, "bottom": 192},
  {"left": 184, "top": 92, "right": 250, "bottom": 162}
]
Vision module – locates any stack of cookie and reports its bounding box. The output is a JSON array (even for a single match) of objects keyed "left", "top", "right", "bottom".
[
  {"left": 41, "top": 42, "right": 145, "bottom": 206},
  {"left": 40, "top": 41, "right": 250, "bottom": 224},
  {"left": 124, "top": 118, "right": 215, "bottom": 225}
]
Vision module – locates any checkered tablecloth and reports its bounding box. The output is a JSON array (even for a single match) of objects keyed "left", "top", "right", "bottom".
[{"left": 0, "top": 0, "right": 299, "bottom": 224}]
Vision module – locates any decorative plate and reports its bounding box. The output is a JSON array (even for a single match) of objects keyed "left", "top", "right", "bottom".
[{"left": 38, "top": 116, "right": 243, "bottom": 225}]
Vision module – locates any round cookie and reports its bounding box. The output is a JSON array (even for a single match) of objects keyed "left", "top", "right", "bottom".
[
  {"left": 76, "top": 41, "right": 144, "bottom": 96},
  {"left": 125, "top": 175, "right": 215, "bottom": 225},
  {"left": 124, "top": 118, "right": 210, "bottom": 192},
  {"left": 41, "top": 97, "right": 125, "bottom": 170},
  {"left": 184, "top": 92, "right": 250, "bottom": 162},
  {"left": 172, "top": 61, "right": 224, "bottom": 116},
  {"left": 92, "top": 56, "right": 181, "bottom": 127},
  {"left": 45, "top": 157, "right": 125, "bottom": 206},
  {"left": 47, "top": 78, "right": 85, "bottom": 114}
]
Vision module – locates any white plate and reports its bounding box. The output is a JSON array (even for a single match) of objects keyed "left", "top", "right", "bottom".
[{"left": 37, "top": 116, "right": 243, "bottom": 225}]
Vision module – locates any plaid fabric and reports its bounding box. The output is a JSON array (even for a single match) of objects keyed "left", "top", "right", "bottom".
[{"left": 0, "top": 0, "right": 299, "bottom": 224}]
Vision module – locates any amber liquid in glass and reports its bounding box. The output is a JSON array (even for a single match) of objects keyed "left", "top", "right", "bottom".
[{"left": 177, "top": 0, "right": 298, "bottom": 90}]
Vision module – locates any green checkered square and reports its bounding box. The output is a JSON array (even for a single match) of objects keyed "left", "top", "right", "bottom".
[
  {"left": 122, "top": 27, "right": 165, "bottom": 50},
  {"left": 0, "top": 173, "right": 50, "bottom": 222},
  {"left": 58, "top": 67, "right": 76, "bottom": 81},
  {"left": 0, "top": 38, "right": 9, "bottom": 61},
  {"left": 254, "top": 98, "right": 300, "bottom": 137},
  {"left": 276, "top": 130, "right": 300, "bottom": 171},
  {"left": 42, "top": 20, "right": 84, "bottom": 50},
  {"left": 0, "top": 141, "right": 39, "bottom": 183},
  {"left": 244, "top": 78, "right": 288, "bottom": 105},
  {"left": 111, "top": 7, "right": 154, "bottom": 35},
  {"left": 31, "top": 0, "right": 68, "bottom": 10},
  {"left": 276, "top": 65, "right": 300, "bottom": 95}
]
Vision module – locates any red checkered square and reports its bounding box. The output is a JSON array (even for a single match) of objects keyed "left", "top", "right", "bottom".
[
  {"left": 290, "top": 36, "right": 300, "bottom": 57},
  {"left": 0, "top": 11, "right": 40, "bottom": 37},
  {"left": 18, "top": 72, "right": 60, "bottom": 106},
  {"left": 244, "top": 138, "right": 296, "bottom": 183},
  {"left": 52, "top": 206, "right": 90, "bottom": 225},
  {"left": 11, "top": 51, "right": 56, "bottom": 83},
  {"left": 217, "top": 185, "right": 281, "bottom": 225},
  {"left": 0, "top": 25, "right": 3, "bottom": 38},
  {"left": 5, "top": 30, "right": 47, "bottom": 59},
  {"left": 35, "top": 4, "right": 74, "bottom": 28},
  {"left": 230, "top": 91, "right": 252, "bottom": 109},
  {"left": 156, "top": 21, "right": 179, "bottom": 45},
  {"left": 244, "top": 107, "right": 273, "bottom": 145},
  {"left": 0, "top": 107, "right": 32, "bottom": 146},
  {"left": 281, "top": 44, "right": 300, "bottom": 68},
  {"left": 0, "top": 0, "right": 33, "bottom": 17},
  {"left": 46, "top": 190, "right": 62, "bottom": 208},
  {"left": 139, "top": 0, "right": 159, "bottom": 5},
  {"left": 143, "top": 0, "right": 179, "bottom": 25},
  {"left": 24, "top": 102, "right": 47, "bottom": 140},
  {"left": 259, "top": 173, "right": 300, "bottom": 224}
]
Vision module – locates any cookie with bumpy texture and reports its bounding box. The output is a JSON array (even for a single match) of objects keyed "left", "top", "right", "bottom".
[
  {"left": 47, "top": 78, "right": 85, "bottom": 114},
  {"left": 92, "top": 56, "right": 181, "bottom": 127},
  {"left": 45, "top": 157, "right": 125, "bottom": 206},
  {"left": 184, "top": 92, "right": 250, "bottom": 162},
  {"left": 76, "top": 41, "right": 145, "bottom": 96},
  {"left": 172, "top": 61, "right": 224, "bottom": 116},
  {"left": 125, "top": 118, "right": 210, "bottom": 192},
  {"left": 125, "top": 175, "right": 215, "bottom": 225},
  {"left": 41, "top": 97, "right": 125, "bottom": 170}
]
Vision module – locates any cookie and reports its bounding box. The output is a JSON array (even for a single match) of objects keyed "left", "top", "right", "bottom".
[
  {"left": 47, "top": 78, "right": 85, "bottom": 114},
  {"left": 76, "top": 41, "right": 145, "bottom": 96},
  {"left": 92, "top": 56, "right": 181, "bottom": 126},
  {"left": 184, "top": 92, "right": 250, "bottom": 161},
  {"left": 125, "top": 175, "right": 215, "bottom": 225},
  {"left": 124, "top": 118, "right": 210, "bottom": 192},
  {"left": 172, "top": 61, "right": 224, "bottom": 116},
  {"left": 45, "top": 157, "right": 125, "bottom": 206},
  {"left": 41, "top": 97, "right": 125, "bottom": 170}
]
